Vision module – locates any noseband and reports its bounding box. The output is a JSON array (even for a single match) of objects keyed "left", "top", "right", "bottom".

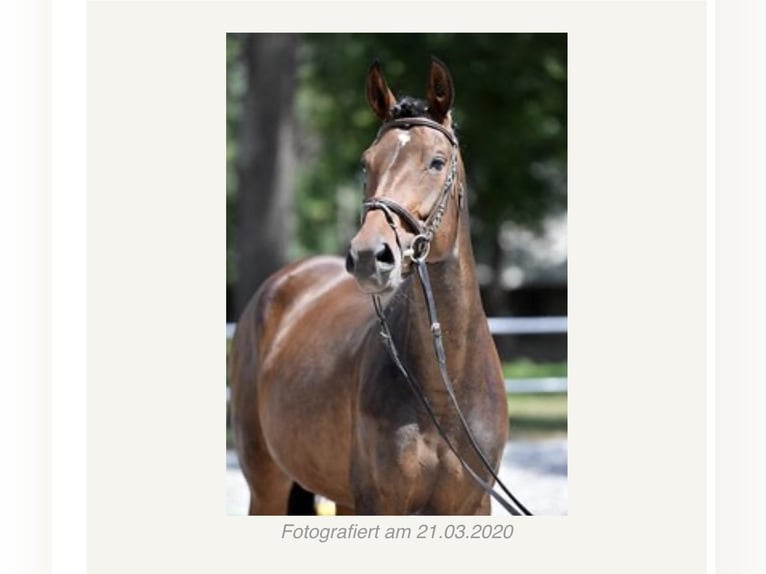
[
  {"left": 358, "top": 117, "right": 533, "bottom": 516},
  {"left": 361, "top": 117, "right": 461, "bottom": 263}
]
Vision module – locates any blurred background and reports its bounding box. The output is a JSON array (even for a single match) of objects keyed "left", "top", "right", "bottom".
[
  {"left": 227, "top": 33, "right": 567, "bottom": 359},
  {"left": 226, "top": 33, "right": 568, "bottom": 514}
]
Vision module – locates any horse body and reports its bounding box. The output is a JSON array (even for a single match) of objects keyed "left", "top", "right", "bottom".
[
  {"left": 230, "top": 256, "right": 363, "bottom": 508},
  {"left": 230, "top": 58, "right": 508, "bottom": 515}
]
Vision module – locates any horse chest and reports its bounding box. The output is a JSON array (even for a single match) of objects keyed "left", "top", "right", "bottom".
[{"left": 351, "top": 418, "right": 487, "bottom": 514}]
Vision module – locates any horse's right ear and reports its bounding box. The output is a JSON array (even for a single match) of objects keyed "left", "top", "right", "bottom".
[{"left": 366, "top": 61, "right": 396, "bottom": 122}]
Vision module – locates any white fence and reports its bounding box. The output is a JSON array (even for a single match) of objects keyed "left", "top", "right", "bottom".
[
  {"left": 226, "top": 316, "right": 567, "bottom": 394},
  {"left": 487, "top": 316, "right": 567, "bottom": 335}
]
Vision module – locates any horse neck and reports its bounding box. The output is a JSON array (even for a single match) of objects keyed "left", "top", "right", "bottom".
[{"left": 393, "top": 211, "right": 486, "bottom": 401}]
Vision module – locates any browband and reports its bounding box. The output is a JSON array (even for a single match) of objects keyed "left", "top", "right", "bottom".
[{"left": 376, "top": 117, "right": 458, "bottom": 147}]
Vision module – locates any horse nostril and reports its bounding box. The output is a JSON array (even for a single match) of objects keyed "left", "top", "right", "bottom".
[
  {"left": 375, "top": 243, "right": 395, "bottom": 266},
  {"left": 345, "top": 249, "right": 357, "bottom": 274}
]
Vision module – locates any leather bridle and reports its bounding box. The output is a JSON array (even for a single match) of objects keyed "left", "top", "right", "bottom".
[
  {"left": 360, "top": 117, "right": 533, "bottom": 516},
  {"left": 361, "top": 117, "right": 461, "bottom": 265}
]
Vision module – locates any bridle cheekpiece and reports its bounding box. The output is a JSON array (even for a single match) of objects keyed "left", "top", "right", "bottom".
[{"left": 360, "top": 117, "right": 461, "bottom": 264}]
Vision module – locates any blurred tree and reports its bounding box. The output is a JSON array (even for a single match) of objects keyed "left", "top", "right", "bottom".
[{"left": 229, "top": 34, "right": 298, "bottom": 316}]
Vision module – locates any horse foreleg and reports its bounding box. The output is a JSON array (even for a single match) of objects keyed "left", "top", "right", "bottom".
[
  {"left": 287, "top": 483, "right": 317, "bottom": 515},
  {"left": 234, "top": 400, "right": 294, "bottom": 515},
  {"left": 242, "top": 457, "right": 293, "bottom": 515}
]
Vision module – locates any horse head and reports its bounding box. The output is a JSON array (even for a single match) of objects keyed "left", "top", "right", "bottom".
[{"left": 345, "top": 58, "right": 465, "bottom": 294}]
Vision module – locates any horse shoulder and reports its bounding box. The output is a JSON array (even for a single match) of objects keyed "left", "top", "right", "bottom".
[{"left": 230, "top": 257, "right": 346, "bottom": 394}]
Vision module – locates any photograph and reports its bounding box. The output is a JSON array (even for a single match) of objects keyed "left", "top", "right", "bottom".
[{"left": 225, "top": 33, "right": 568, "bottom": 516}]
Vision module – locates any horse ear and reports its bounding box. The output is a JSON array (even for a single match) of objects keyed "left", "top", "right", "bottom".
[
  {"left": 366, "top": 61, "right": 396, "bottom": 122},
  {"left": 426, "top": 57, "right": 454, "bottom": 124}
]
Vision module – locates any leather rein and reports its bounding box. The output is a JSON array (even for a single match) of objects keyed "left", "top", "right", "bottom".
[{"left": 361, "top": 117, "right": 533, "bottom": 516}]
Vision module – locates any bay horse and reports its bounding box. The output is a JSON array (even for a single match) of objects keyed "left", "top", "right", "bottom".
[{"left": 230, "top": 58, "right": 518, "bottom": 515}]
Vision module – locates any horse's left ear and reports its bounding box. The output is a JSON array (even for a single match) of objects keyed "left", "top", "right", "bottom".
[{"left": 426, "top": 57, "right": 454, "bottom": 124}]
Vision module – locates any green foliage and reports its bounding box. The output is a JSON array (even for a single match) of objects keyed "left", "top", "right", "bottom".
[
  {"left": 227, "top": 33, "right": 567, "bottom": 270},
  {"left": 502, "top": 359, "right": 567, "bottom": 379},
  {"left": 227, "top": 35, "right": 247, "bottom": 282},
  {"left": 294, "top": 33, "right": 567, "bottom": 259},
  {"left": 507, "top": 393, "right": 568, "bottom": 437}
]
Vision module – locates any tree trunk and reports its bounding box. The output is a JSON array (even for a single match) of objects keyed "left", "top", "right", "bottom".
[{"left": 236, "top": 34, "right": 298, "bottom": 316}]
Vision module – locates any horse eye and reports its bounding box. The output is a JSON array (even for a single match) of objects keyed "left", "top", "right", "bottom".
[{"left": 429, "top": 158, "right": 446, "bottom": 171}]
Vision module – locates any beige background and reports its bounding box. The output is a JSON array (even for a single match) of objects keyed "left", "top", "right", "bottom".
[{"left": 86, "top": 1, "right": 708, "bottom": 572}]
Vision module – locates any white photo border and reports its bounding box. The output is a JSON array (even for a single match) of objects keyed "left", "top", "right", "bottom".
[{"left": 40, "top": 2, "right": 752, "bottom": 572}]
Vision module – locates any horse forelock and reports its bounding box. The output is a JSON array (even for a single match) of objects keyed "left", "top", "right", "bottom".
[
  {"left": 391, "top": 96, "right": 428, "bottom": 119},
  {"left": 390, "top": 96, "right": 458, "bottom": 134}
]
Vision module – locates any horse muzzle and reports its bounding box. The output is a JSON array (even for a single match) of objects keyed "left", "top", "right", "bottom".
[{"left": 345, "top": 236, "right": 400, "bottom": 293}]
